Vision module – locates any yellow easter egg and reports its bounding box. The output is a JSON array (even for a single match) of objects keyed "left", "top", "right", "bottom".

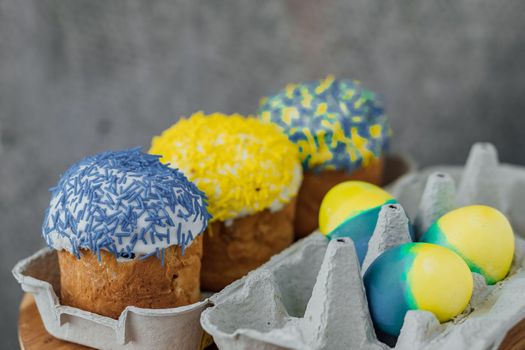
[
  {"left": 421, "top": 205, "right": 515, "bottom": 284},
  {"left": 364, "top": 243, "right": 473, "bottom": 335},
  {"left": 319, "top": 181, "right": 395, "bottom": 235}
]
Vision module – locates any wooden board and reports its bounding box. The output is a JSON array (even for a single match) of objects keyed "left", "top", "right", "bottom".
[
  {"left": 499, "top": 317, "right": 525, "bottom": 350},
  {"left": 18, "top": 293, "right": 525, "bottom": 350},
  {"left": 18, "top": 294, "right": 91, "bottom": 350}
]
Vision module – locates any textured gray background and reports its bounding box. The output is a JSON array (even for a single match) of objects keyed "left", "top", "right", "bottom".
[{"left": 1, "top": 0, "right": 525, "bottom": 347}]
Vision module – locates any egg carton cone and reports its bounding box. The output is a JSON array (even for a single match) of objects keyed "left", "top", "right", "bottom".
[
  {"left": 201, "top": 142, "right": 525, "bottom": 350},
  {"left": 12, "top": 248, "right": 211, "bottom": 350}
]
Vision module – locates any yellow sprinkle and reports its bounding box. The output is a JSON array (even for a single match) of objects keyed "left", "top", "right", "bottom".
[
  {"left": 351, "top": 127, "right": 367, "bottom": 149},
  {"left": 343, "top": 90, "right": 355, "bottom": 100},
  {"left": 330, "top": 121, "right": 346, "bottom": 148},
  {"left": 301, "top": 89, "right": 313, "bottom": 108},
  {"left": 308, "top": 130, "right": 333, "bottom": 166},
  {"left": 270, "top": 98, "right": 281, "bottom": 108},
  {"left": 339, "top": 102, "right": 349, "bottom": 114},
  {"left": 316, "top": 103, "right": 328, "bottom": 115},
  {"left": 315, "top": 75, "right": 335, "bottom": 94},
  {"left": 346, "top": 143, "right": 358, "bottom": 162},
  {"left": 320, "top": 119, "right": 333, "bottom": 129},
  {"left": 301, "top": 128, "right": 318, "bottom": 168},
  {"left": 370, "top": 124, "right": 382, "bottom": 138},
  {"left": 289, "top": 127, "right": 299, "bottom": 135},
  {"left": 296, "top": 139, "right": 312, "bottom": 164},
  {"left": 285, "top": 83, "right": 298, "bottom": 99},
  {"left": 351, "top": 127, "right": 374, "bottom": 165},
  {"left": 302, "top": 128, "right": 317, "bottom": 151},
  {"left": 149, "top": 112, "right": 301, "bottom": 222},
  {"left": 354, "top": 98, "right": 364, "bottom": 109},
  {"left": 282, "top": 107, "right": 299, "bottom": 125}
]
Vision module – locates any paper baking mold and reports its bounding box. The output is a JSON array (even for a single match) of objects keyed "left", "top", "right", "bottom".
[
  {"left": 201, "top": 142, "right": 525, "bottom": 350},
  {"left": 12, "top": 248, "right": 211, "bottom": 350}
]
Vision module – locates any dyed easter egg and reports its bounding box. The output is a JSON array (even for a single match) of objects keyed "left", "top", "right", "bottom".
[
  {"left": 364, "top": 243, "right": 473, "bottom": 336},
  {"left": 319, "top": 181, "right": 412, "bottom": 263},
  {"left": 421, "top": 205, "right": 514, "bottom": 285}
]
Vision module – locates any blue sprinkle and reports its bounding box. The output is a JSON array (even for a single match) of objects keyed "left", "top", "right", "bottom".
[
  {"left": 181, "top": 232, "right": 186, "bottom": 256},
  {"left": 150, "top": 230, "right": 156, "bottom": 244},
  {"left": 115, "top": 232, "right": 131, "bottom": 245},
  {"left": 176, "top": 223, "right": 182, "bottom": 245},
  {"left": 130, "top": 234, "right": 138, "bottom": 250},
  {"left": 42, "top": 148, "right": 212, "bottom": 261},
  {"left": 186, "top": 230, "right": 194, "bottom": 243},
  {"left": 52, "top": 212, "right": 59, "bottom": 228},
  {"left": 139, "top": 251, "right": 157, "bottom": 260},
  {"left": 139, "top": 227, "right": 148, "bottom": 245}
]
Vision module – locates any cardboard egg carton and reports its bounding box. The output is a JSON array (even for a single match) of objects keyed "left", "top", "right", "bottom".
[
  {"left": 12, "top": 248, "right": 211, "bottom": 349},
  {"left": 201, "top": 143, "right": 525, "bottom": 350}
]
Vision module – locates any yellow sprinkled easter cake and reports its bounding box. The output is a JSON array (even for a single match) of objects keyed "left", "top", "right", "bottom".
[{"left": 150, "top": 112, "right": 302, "bottom": 291}]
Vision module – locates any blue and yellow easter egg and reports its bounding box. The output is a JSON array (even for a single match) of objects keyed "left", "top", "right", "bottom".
[
  {"left": 363, "top": 243, "right": 473, "bottom": 336},
  {"left": 319, "top": 181, "right": 412, "bottom": 263},
  {"left": 421, "top": 205, "right": 514, "bottom": 285}
]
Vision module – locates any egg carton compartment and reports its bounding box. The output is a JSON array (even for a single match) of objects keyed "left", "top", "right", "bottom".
[
  {"left": 12, "top": 248, "right": 210, "bottom": 350},
  {"left": 201, "top": 142, "right": 525, "bottom": 350}
]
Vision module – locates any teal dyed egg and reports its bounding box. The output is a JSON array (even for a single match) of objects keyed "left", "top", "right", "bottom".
[
  {"left": 421, "top": 205, "right": 515, "bottom": 284},
  {"left": 319, "top": 181, "right": 413, "bottom": 263},
  {"left": 364, "top": 243, "right": 473, "bottom": 336}
]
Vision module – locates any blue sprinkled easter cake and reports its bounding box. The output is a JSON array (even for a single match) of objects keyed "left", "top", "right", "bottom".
[
  {"left": 258, "top": 75, "right": 391, "bottom": 237},
  {"left": 43, "top": 148, "right": 211, "bottom": 319}
]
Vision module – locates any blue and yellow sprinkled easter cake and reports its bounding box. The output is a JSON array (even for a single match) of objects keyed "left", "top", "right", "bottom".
[
  {"left": 43, "top": 148, "right": 211, "bottom": 319},
  {"left": 258, "top": 75, "right": 391, "bottom": 237},
  {"left": 149, "top": 112, "right": 302, "bottom": 291}
]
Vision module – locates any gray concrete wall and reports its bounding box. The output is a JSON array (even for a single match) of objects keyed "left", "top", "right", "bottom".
[{"left": 1, "top": 0, "right": 524, "bottom": 347}]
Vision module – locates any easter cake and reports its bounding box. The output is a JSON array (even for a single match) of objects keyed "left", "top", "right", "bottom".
[
  {"left": 258, "top": 75, "right": 391, "bottom": 238},
  {"left": 42, "top": 148, "right": 211, "bottom": 319},
  {"left": 149, "top": 112, "right": 302, "bottom": 291}
]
